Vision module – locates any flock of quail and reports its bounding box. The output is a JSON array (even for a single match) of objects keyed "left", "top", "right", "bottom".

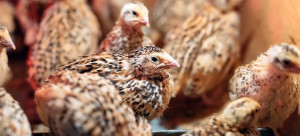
[{"left": 0, "top": 0, "right": 299, "bottom": 136}]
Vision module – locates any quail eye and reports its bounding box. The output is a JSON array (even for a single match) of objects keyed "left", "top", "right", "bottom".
[
  {"left": 132, "top": 11, "right": 138, "bottom": 16},
  {"left": 283, "top": 59, "right": 292, "bottom": 67},
  {"left": 151, "top": 57, "right": 159, "bottom": 62}
]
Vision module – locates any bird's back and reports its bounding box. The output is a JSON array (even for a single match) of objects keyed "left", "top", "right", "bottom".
[
  {"left": 164, "top": 6, "right": 240, "bottom": 95},
  {"left": 27, "top": 0, "right": 99, "bottom": 90}
]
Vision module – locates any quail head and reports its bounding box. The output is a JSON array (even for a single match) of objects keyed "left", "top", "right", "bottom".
[
  {"left": 98, "top": 1, "right": 153, "bottom": 53},
  {"left": 0, "top": 24, "right": 15, "bottom": 50},
  {"left": 120, "top": 2, "right": 149, "bottom": 27}
]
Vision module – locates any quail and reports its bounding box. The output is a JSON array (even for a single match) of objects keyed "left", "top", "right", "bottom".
[
  {"left": 164, "top": 1, "right": 242, "bottom": 104},
  {"left": 0, "top": 25, "right": 31, "bottom": 136},
  {"left": 37, "top": 46, "right": 179, "bottom": 121},
  {"left": 229, "top": 43, "right": 300, "bottom": 134},
  {"left": 98, "top": 2, "right": 153, "bottom": 53}
]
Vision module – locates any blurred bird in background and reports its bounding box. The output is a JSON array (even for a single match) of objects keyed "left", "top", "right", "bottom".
[
  {"left": 27, "top": 0, "right": 101, "bottom": 91},
  {"left": 161, "top": 0, "right": 244, "bottom": 128}
]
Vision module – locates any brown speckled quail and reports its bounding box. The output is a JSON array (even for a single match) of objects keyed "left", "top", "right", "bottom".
[
  {"left": 0, "top": 24, "right": 15, "bottom": 86},
  {"left": 182, "top": 97, "right": 261, "bottom": 136},
  {"left": 229, "top": 43, "right": 300, "bottom": 135},
  {"left": 0, "top": 25, "right": 31, "bottom": 136},
  {"left": 164, "top": 0, "right": 242, "bottom": 104},
  {"left": 98, "top": 2, "right": 153, "bottom": 53},
  {"left": 37, "top": 46, "right": 179, "bottom": 121},
  {"left": 35, "top": 70, "right": 152, "bottom": 136},
  {"left": 27, "top": 0, "right": 101, "bottom": 90}
]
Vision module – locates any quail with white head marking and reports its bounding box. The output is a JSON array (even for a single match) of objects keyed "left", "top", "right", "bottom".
[
  {"left": 229, "top": 43, "right": 300, "bottom": 135},
  {"left": 98, "top": 1, "right": 153, "bottom": 53}
]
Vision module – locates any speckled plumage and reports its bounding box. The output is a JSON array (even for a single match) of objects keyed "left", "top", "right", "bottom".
[
  {"left": 0, "top": 26, "right": 31, "bottom": 135},
  {"left": 229, "top": 43, "right": 300, "bottom": 133},
  {"left": 0, "top": 88, "right": 32, "bottom": 136},
  {"left": 35, "top": 70, "right": 151, "bottom": 136},
  {"left": 150, "top": 0, "right": 206, "bottom": 42},
  {"left": 38, "top": 46, "right": 179, "bottom": 121},
  {"left": 27, "top": 0, "right": 101, "bottom": 90},
  {"left": 16, "top": 0, "right": 52, "bottom": 45},
  {"left": 182, "top": 97, "right": 261, "bottom": 136},
  {"left": 164, "top": 3, "right": 241, "bottom": 98},
  {"left": 98, "top": 2, "right": 153, "bottom": 53}
]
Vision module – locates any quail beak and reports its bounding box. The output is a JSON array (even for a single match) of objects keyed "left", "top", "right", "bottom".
[
  {"left": 257, "top": 105, "right": 262, "bottom": 112},
  {"left": 138, "top": 17, "right": 150, "bottom": 27},
  {"left": 287, "top": 65, "right": 300, "bottom": 73},
  {"left": 0, "top": 36, "right": 15, "bottom": 50},
  {"left": 160, "top": 57, "right": 180, "bottom": 69}
]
